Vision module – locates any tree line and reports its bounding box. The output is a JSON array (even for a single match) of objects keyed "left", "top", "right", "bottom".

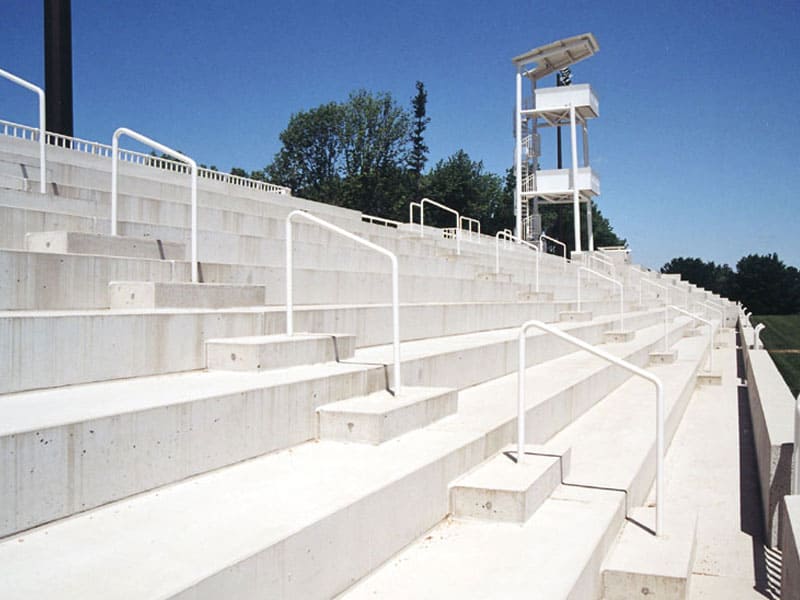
[
  {"left": 232, "top": 84, "right": 624, "bottom": 249},
  {"left": 662, "top": 254, "right": 800, "bottom": 314}
]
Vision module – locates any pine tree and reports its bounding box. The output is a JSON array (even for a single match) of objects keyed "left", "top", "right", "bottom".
[{"left": 407, "top": 81, "right": 430, "bottom": 183}]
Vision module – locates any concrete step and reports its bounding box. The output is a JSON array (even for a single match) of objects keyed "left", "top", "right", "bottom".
[
  {"left": 108, "top": 281, "right": 266, "bottom": 309},
  {"left": 0, "top": 313, "right": 679, "bottom": 539},
  {"left": 317, "top": 386, "right": 457, "bottom": 444},
  {"left": 0, "top": 318, "right": 693, "bottom": 598},
  {"left": 560, "top": 310, "right": 593, "bottom": 322},
  {"left": 449, "top": 445, "right": 563, "bottom": 523},
  {"left": 206, "top": 332, "right": 356, "bottom": 371},
  {"left": 25, "top": 230, "right": 185, "bottom": 260},
  {"left": 337, "top": 333, "right": 709, "bottom": 599}
]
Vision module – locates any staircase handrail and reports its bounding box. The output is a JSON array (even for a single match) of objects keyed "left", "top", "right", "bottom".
[
  {"left": 412, "top": 197, "right": 461, "bottom": 255},
  {"left": 539, "top": 233, "right": 568, "bottom": 271},
  {"left": 495, "top": 230, "right": 539, "bottom": 292},
  {"left": 112, "top": 127, "right": 199, "bottom": 283},
  {"left": 699, "top": 301, "right": 724, "bottom": 334},
  {"left": 668, "top": 305, "right": 714, "bottom": 371},
  {"left": 516, "top": 319, "right": 665, "bottom": 536},
  {"left": 640, "top": 278, "right": 669, "bottom": 306},
  {"left": 578, "top": 266, "right": 624, "bottom": 330},
  {"left": 286, "top": 210, "right": 401, "bottom": 394},
  {"left": 459, "top": 215, "right": 481, "bottom": 244},
  {"left": 0, "top": 69, "right": 46, "bottom": 194},
  {"left": 588, "top": 253, "right": 615, "bottom": 276}
]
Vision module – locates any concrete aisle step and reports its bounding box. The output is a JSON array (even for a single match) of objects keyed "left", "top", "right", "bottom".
[
  {"left": 206, "top": 332, "right": 356, "bottom": 371},
  {"left": 337, "top": 333, "right": 709, "bottom": 600},
  {"left": 0, "top": 319, "right": 690, "bottom": 598},
  {"left": 109, "top": 281, "right": 267, "bottom": 309},
  {"left": 0, "top": 312, "right": 658, "bottom": 536},
  {"left": 25, "top": 230, "right": 186, "bottom": 260}
]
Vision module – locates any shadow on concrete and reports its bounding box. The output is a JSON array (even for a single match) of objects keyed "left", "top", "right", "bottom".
[
  {"left": 337, "top": 359, "right": 394, "bottom": 395},
  {"left": 738, "top": 377, "right": 781, "bottom": 598}
]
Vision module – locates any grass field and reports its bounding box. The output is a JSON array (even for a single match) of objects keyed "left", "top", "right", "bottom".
[{"left": 753, "top": 314, "right": 800, "bottom": 397}]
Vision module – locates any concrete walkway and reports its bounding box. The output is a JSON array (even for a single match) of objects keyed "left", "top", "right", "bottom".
[{"left": 657, "top": 331, "right": 781, "bottom": 599}]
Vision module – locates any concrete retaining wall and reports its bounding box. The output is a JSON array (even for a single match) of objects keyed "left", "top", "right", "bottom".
[{"left": 739, "top": 320, "right": 796, "bottom": 547}]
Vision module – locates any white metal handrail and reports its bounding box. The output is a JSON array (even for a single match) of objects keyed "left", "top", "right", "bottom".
[
  {"left": 578, "top": 266, "right": 624, "bottom": 330},
  {"left": 640, "top": 278, "right": 669, "bottom": 306},
  {"left": 460, "top": 215, "right": 481, "bottom": 244},
  {"left": 0, "top": 117, "right": 291, "bottom": 195},
  {"left": 0, "top": 69, "right": 46, "bottom": 194},
  {"left": 699, "top": 302, "right": 724, "bottom": 338},
  {"left": 112, "top": 127, "right": 199, "bottom": 283},
  {"left": 539, "top": 233, "right": 568, "bottom": 272},
  {"left": 413, "top": 197, "right": 461, "bottom": 255},
  {"left": 668, "top": 305, "right": 714, "bottom": 371},
  {"left": 517, "top": 319, "right": 665, "bottom": 536},
  {"left": 285, "top": 210, "right": 401, "bottom": 394},
  {"left": 753, "top": 323, "right": 766, "bottom": 350},
  {"left": 588, "top": 253, "right": 615, "bottom": 276},
  {"left": 496, "top": 230, "right": 540, "bottom": 292},
  {"left": 362, "top": 214, "right": 402, "bottom": 229}
]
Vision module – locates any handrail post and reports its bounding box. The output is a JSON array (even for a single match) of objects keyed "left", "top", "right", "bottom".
[
  {"left": 517, "top": 319, "right": 665, "bottom": 536},
  {"left": 579, "top": 266, "right": 624, "bottom": 330},
  {"left": 0, "top": 68, "right": 46, "bottom": 194},
  {"left": 419, "top": 198, "right": 461, "bottom": 255},
  {"left": 668, "top": 305, "right": 714, "bottom": 371},
  {"left": 286, "top": 210, "right": 402, "bottom": 394},
  {"left": 496, "top": 230, "right": 540, "bottom": 291},
  {"left": 540, "top": 233, "right": 568, "bottom": 272},
  {"left": 111, "top": 127, "right": 199, "bottom": 283},
  {"left": 753, "top": 323, "right": 766, "bottom": 350}
]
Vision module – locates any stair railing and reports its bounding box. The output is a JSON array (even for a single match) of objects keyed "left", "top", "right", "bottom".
[
  {"left": 0, "top": 68, "right": 46, "bottom": 194},
  {"left": 495, "top": 230, "right": 540, "bottom": 292},
  {"left": 539, "top": 233, "right": 568, "bottom": 271},
  {"left": 516, "top": 319, "right": 665, "bottom": 536},
  {"left": 111, "top": 127, "right": 199, "bottom": 283},
  {"left": 700, "top": 302, "right": 724, "bottom": 339},
  {"left": 578, "top": 266, "right": 624, "bottom": 330},
  {"left": 588, "top": 253, "right": 615, "bottom": 276},
  {"left": 667, "top": 305, "right": 714, "bottom": 371},
  {"left": 640, "top": 278, "right": 669, "bottom": 307},
  {"left": 413, "top": 197, "right": 460, "bottom": 255},
  {"left": 286, "top": 210, "right": 401, "bottom": 394},
  {"left": 459, "top": 215, "right": 481, "bottom": 244},
  {"left": 753, "top": 323, "right": 766, "bottom": 350}
]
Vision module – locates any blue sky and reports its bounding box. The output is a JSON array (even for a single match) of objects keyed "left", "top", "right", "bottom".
[{"left": 1, "top": 1, "right": 798, "bottom": 270}]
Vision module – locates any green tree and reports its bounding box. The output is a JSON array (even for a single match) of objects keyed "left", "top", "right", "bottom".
[
  {"left": 407, "top": 81, "right": 430, "bottom": 182},
  {"left": 734, "top": 253, "right": 800, "bottom": 314},
  {"left": 539, "top": 201, "right": 625, "bottom": 253},
  {"left": 661, "top": 257, "right": 735, "bottom": 298}
]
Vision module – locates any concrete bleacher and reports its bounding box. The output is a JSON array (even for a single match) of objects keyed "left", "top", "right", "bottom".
[{"left": 0, "top": 130, "right": 746, "bottom": 598}]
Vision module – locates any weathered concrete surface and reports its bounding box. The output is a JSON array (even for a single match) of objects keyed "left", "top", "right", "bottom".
[
  {"left": 782, "top": 495, "right": 800, "bottom": 600},
  {"left": 206, "top": 332, "right": 356, "bottom": 371}
]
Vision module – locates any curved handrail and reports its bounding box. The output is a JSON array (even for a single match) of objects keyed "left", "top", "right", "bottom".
[
  {"left": 112, "top": 127, "right": 199, "bottom": 283},
  {"left": 496, "top": 230, "right": 539, "bottom": 292},
  {"left": 588, "top": 253, "right": 615, "bottom": 276},
  {"left": 753, "top": 323, "right": 766, "bottom": 350},
  {"left": 419, "top": 197, "right": 460, "bottom": 255},
  {"left": 539, "top": 233, "right": 568, "bottom": 272},
  {"left": 640, "top": 278, "right": 669, "bottom": 306},
  {"left": 700, "top": 302, "right": 724, "bottom": 338},
  {"left": 578, "top": 266, "right": 624, "bottom": 330},
  {"left": 0, "top": 68, "right": 46, "bottom": 194},
  {"left": 286, "top": 210, "right": 401, "bottom": 394},
  {"left": 517, "top": 319, "right": 665, "bottom": 536},
  {"left": 668, "top": 305, "right": 714, "bottom": 371},
  {"left": 460, "top": 215, "right": 481, "bottom": 244}
]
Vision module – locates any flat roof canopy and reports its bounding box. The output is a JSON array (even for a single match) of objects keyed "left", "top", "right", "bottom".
[{"left": 512, "top": 33, "right": 599, "bottom": 81}]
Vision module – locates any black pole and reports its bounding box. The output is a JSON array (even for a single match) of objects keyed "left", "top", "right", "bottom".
[{"left": 44, "top": 0, "right": 73, "bottom": 137}]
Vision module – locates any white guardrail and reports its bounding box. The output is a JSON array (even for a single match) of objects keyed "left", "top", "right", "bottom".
[
  {"left": 0, "top": 69, "right": 46, "bottom": 194},
  {"left": 588, "top": 253, "right": 615, "bottom": 276},
  {"left": 517, "top": 319, "right": 665, "bottom": 536},
  {"left": 0, "top": 117, "right": 291, "bottom": 196},
  {"left": 539, "top": 233, "right": 568, "bottom": 271},
  {"left": 112, "top": 127, "right": 199, "bottom": 283},
  {"left": 640, "top": 278, "right": 669, "bottom": 306},
  {"left": 409, "top": 197, "right": 462, "bottom": 255},
  {"left": 286, "top": 210, "right": 402, "bottom": 394},
  {"left": 495, "top": 230, "right": 539, "bottom": 292},
  {"left": 577, "top": 266, "right": 624, "bottom": 330},
  {"left": 668, "top": 305, "right": 714, "bottom": 371}
]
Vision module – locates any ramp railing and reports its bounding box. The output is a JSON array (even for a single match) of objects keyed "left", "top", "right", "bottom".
[
  {"left": 112, "top": 127, "right": 199, "bottom": 283},
  {"left": 516, "top": 319, "right": 665, "bottom": 536},
  {"left": 286, "top": 210, "right": 401, "bottom": 394},
  {"left": 668, "top": 305, "right": 714, "bottom": 371},
  {"left": 578, "top": 266, "right": 624, "bottom": 330},
  {"left": 539, "top": 233, "right": 568, "bottom": 271},
  {"left": 495, "top": 230, "right": 540, "bottom": 292},
  {"left": 0, "top": 68, "right": 46, "bottom": 194}
]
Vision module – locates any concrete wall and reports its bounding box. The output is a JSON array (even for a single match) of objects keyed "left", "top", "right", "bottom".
[
  {"left": 740, "top": 320, "right": 796, "bottom": 547},
  {"left": 782, "top": 496, "right": 800, "bottom": 599}
]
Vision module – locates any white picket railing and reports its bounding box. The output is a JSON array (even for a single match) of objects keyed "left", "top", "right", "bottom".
[{"left": 0, "top": 117, "right": 291, "bottom": 196}]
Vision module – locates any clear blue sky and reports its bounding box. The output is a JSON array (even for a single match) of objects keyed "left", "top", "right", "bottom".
[{"left": 1, "top": 1, "right": 798, "bottom": 270}]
